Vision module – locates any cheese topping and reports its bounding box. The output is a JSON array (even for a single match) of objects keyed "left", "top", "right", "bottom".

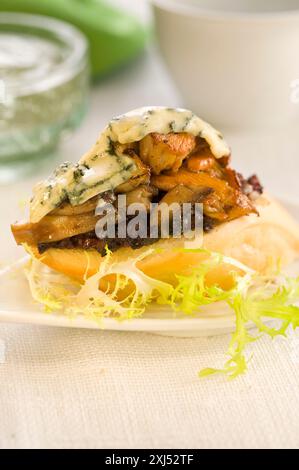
[{"left": 30, "top": 106, "right": 230, "bottom": 223}]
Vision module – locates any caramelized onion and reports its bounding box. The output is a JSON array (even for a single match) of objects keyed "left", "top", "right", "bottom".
[
  {"left": 115, "top": 153, "right": 150, "bottom": 193},
  {"left": 151, "top": 169, "right": 230, "bottom": 195},
  {"left": 11, "top": 213, "right": 99, "bottom": 245},
  {"left": 124, "top": 185, "right": 157, "bottom": 211},
  {"left": 186, "top": 154, "right": 216, "bottom": 173},
  {"left": 140, "top": 132, "right": 196, "bottom": 175},
  {"left": 51, "top": 196, "right": 100, "bottom": 216},
  {"left": 159, "top": 185, "right": 211, "bottom": 206}
]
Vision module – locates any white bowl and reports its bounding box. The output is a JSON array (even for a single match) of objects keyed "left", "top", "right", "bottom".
[{"left": 151, "top": 0, "right": 299, "bottom": 130}]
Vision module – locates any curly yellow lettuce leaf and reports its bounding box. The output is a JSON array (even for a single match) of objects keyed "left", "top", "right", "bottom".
[{"left": 24, "top": 247, "right": 299, "bottom": 379}]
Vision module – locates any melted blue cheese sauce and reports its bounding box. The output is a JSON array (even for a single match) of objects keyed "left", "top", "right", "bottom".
[{"left": 30, "top": 107, "right": 230, "bottom": 223}]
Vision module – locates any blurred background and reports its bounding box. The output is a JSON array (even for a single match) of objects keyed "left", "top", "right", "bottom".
[
  {"left": 1, "top": 0, "right": 299, "bottom": 263},
  {"left": 0, "top": 0, "right": 156, "bottom": 182}
]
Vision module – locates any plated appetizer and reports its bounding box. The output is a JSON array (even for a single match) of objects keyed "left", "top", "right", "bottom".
[{"left": 11, "top": 107, "right": 299, "bottom": 377}]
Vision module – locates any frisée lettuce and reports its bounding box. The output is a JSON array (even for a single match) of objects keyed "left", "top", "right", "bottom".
[{"left": 24, "top": 247, "right": 299, "bottom": 379}]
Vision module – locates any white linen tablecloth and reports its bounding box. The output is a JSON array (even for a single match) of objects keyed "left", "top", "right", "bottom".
[
  {"left": 1, "top": 1, "right": 299, "bottom": 449},
  {"left": 1, "top": 323, "right": 299, "bottom": 449}
]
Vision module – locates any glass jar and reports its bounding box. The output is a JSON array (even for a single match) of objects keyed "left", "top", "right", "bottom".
[{"left": 0, "top": 13, "right": 89, "bottom": 182}]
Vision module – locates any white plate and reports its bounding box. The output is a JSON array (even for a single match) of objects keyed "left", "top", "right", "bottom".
[{"left": 1, "top": 197, "right": 299, "bottom": 337}]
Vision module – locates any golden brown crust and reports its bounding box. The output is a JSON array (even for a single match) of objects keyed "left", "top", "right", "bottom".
[{"left": 203, "top": 195, "right": 299, "bottom": 272}]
